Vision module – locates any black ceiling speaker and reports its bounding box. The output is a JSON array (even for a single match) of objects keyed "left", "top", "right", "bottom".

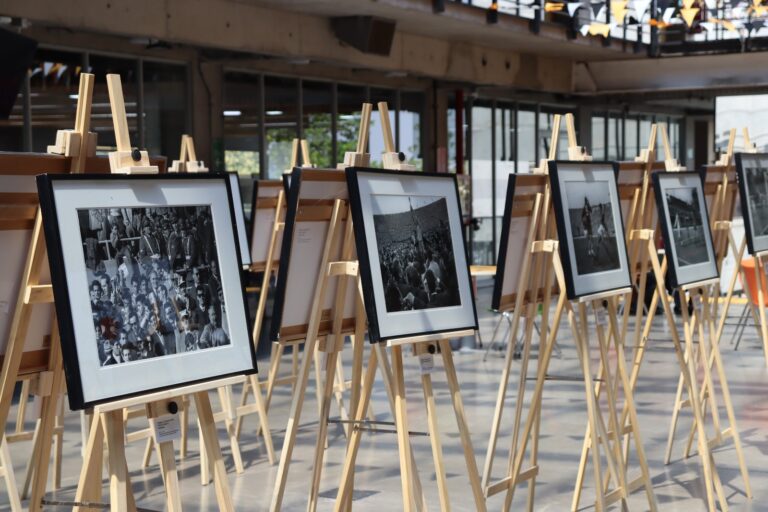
[
  {"left": 330, "top": 16, "right": 396, "bottom": 56},
  {"left": 0, "top": 27, "right": 37, "bottom": 119}
]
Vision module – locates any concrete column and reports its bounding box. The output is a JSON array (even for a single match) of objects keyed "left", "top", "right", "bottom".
[{"left": 192, "top": 60, "right": 224, "bottom": 169}]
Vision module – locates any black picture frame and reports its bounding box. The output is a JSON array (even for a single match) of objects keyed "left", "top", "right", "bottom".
[
  {"left": 492, "top": 176, "right": 517, "bottom": 312},
  {"left": 346, "top": 167, "right": 478, "bottom": 344},
  {"left": 548, "top": 160, "right": 631, "bottom": 300},
  {"left": 652, "top": 171, "right": 719, "bottom": 289},
  {"left": 37, "top": 173, "right": 257, "bottom": 410},
  {"left": 735, "top": 152, "right": 768, "bottom": 255},
  {"left": 247, "top": 175, "right": 259, "bottom": 251},
  {"left": 269, "top": 167, "right": 302, "bottom": 342}
]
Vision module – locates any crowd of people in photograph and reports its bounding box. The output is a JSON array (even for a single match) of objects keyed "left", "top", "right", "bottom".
[
  {"left": 375, "top": 198, "right": 461, "bottom": 312},
  {"left": 80, "top": 206, "right": 230, "bottom": 366}
]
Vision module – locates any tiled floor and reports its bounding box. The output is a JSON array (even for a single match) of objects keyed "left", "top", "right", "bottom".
[{"left": 3, "top": 277, "right": 768, "bottom": 511}]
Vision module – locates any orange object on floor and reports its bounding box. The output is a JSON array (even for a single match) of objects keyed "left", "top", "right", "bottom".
[{"left": 740, "top": 258, "right": 768, "bottom": 307}]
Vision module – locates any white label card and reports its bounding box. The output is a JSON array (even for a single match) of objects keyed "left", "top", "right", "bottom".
[
  {"left": 596, "top": 307, "right": 608, "bottom": 327},
  {"left": 153, "top": 414, "right": 182, "bottom": 444},
  {"left": 419, "top": 353, "right": 434, "bottom": 375}
]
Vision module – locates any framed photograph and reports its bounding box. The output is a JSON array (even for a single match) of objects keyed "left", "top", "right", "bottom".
[
  {"left": 37, "top": 173, "right": 257, "bottom": 410},
  {"left": 270, "top": 168, "right": 357, "bottom": 342},
  {"left": 548, "top": 161, "right": 631, "bottom": 300},
  {"left": 652, "top": 171, "right": 718, "bottom": 288},
  {"left": 492, "top": 173, "right": 556, "bottom": 312},
  {"left": 735, "top": 153, "right": 768, "bottom": 255},
  {"left": 248, "top": 179, "right": 283, "bottom": 270},
  {"left": 347, "top": 168, "right": 477, "bottom": 343},
  {"left": 227, "top": 172, "right": 251, "bottom": 267}
]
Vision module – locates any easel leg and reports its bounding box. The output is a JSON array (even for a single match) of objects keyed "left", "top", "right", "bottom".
[
  {"left": 702, "top": 288, "right": 752, "bottom": 498},
  {"left": 392, "top": 345, "right": 415, "bottom": 512},
  {"left": 438, "top": 339, "right": 487, "bottom": 512},
  {"left": 194, "top": 391, "right": 235, "bottom": 512},
  {"left": 374, "top": 344, "right": 427, "bottom": 511},
  {"left": 1, "top": 438, "right": 23, "bottom": 512},
  {"left": 567, "top": 304, "right": 606, "bottom": 512},
  {"left": 74, "top": 412, "right": 104, "bottom": 512},
  {"left": 29, "top": 329, "right": 66, "bottom": 511},
  {"left": 270, "top": 336, "right": 319, "bottom": 512},
  {"left": 216, "top": 386, "right": 244, "bottom": 474},
  {"left": 420, "top": 365, "right": 450, "bottom": 512},
  {"left": 307, "top": 348, "right": 342, "bottom": 512},
  {"left": 249, "top": 374, "right": 276, "bottom": 464},
  {"left": 102, "top": 410, "right": 134, "bottom": 512}
]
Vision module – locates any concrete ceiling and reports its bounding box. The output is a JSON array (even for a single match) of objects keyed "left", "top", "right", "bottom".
[{"left": 245, "top": 0, "right": 641, "bottom": 61}]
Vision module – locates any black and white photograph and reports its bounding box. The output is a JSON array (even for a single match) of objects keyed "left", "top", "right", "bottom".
[
  {"left": 653, "top": 171, "right": 718, "bottom": 288},
  {"left": 372, "top": 195, "right": 461, "bottom": 312},
  {"left": 78, "top": 205, "right": 230, "bottom": 368},
  {"left": 347, "top": 168, "right": 477, "bottom": 343},
  {"left": 664, "top": 187, "right": 708, "bottom": 267},
  {"left": 37, "top": 174, "right": 257, "bottom": 410},
  {"left": 548, "top": 161, "right": 631, "bottom": 300},
  {"left": 564, "top": 180, "right": 621, "bottom": 275},
  {"left": 736, "top": 153, "right": 768, "bottom": 255}
]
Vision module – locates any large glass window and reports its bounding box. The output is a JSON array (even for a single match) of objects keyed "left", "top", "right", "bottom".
[
  {"left": 336, "top": 84, "right": 368, "bottom": 165},
  {"left": 369, "top": 88, "right": 397, "bottom": 168},
  {"left": 400, "top": 91, "right": 424, "bottom": 169},
  {"left": 607, "top": 115, "right": 620, "bottom": 160},
  {"left": 470, "top": 104, "right": 494, "bottom": 265},
  {"left": 143, "top": 61, "right": 187, "bottom": 159},
  {"left": 592, "top": 115, "right": 606, "bottom": 159},
  {"left": 624, "top": 117, "right": 638, "bottom": 160},
  {"left": 26, "top": 49, "right": 83, "bottom": 153},
  {"left": 223, "top": 72, "right": 262, "bottom": 178},
  {"left": 90, "top": 54, "right": 139, "bottom": 152},
  {"left": 517, "top": 109, "right": 536, "bottom": 173},
  {"left": 265, "top": 75, "right": 299, "bottom": 178},
  {"left": 302, "top": 80, "right": 333, "bottom": 168}
]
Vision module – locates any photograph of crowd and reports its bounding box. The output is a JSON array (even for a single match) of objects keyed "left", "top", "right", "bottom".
[
  {"left": 371, "top": 195, "right": 461, "bottom": 313},
  {"left": 78, "top": 205, "right": 231, "bottom": 367},
  {"left": 665, "top": 187, "right": 708, "bottom": 267},
  {"left": 565, "top": 180, "right": 621, "bottom": 275}
]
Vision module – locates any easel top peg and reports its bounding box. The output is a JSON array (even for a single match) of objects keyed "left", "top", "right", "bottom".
[
  {"left": 533, "top": 113, "right": 591, "bottom": 174},
  {"left": 170, "top": 134, "right": 209, "bottom": 173},
  {"left": 742, "top": 127, "right": 758, "bottom": 154},
  {"left": 715, "top": 128, "right": 737, "bottom": 166},
  {"left": 659, "top": 123, "right": 685, "bottom": 171},
  {"left": 338, "top": 103, "right": 373, "bottom": 169},
  {"left": 106, "top": 74, "right": 158, "bottom": 175},
  {"left": 47, "top": 73, "right": 97, "bottom": 175},
  {"left": 378, "top": 101, "right": 416, "bottom": 171}
]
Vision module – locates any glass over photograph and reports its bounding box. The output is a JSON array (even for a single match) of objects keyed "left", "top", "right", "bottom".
[
  {"left": 371, "top": 194, "right": 461, "bottom": 312},
  {"left": 744, "top": 160, "right": 768, "bottom": 239},
  {"left": 564, "top": 180, "right": 621, "bottom": 275},
  {"left": 79, "top": 205, "right": 231, "bottom": 368},
  {"left": 665, "top": 187, "right": 708, "bottom": 267}
]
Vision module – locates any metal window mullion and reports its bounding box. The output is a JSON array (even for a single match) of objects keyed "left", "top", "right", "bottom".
[
  {"left": 297, "top": 78, "right": 303, "bottom": 141},
  {"left": 331, "top": 82, "right": 338, "bottom": 168},
  {"left": 258, "top": 74, "right": 266, "bottom": 179},
  {"left": 491, "top": 100, "right": 497, "bottom": 265},
  {"left": 137, "top": 58, "right": 145, "bottom": 149}
]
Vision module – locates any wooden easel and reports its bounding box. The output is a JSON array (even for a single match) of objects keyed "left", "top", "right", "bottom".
[
  {"left": 662, "top": 136, "right": 755, "bottom": 489},
  {"left": 332, "top": 102, "right": 485, "bottom": 512},
  {"left": 169, "top": 134, "right": 208, "bottom": 173},
  {"left": 0, "top": 72, "right": 96, "bottom": 511},
  {"left": 481, "top": 114, "right": 564, "bottom": 509},
  {"left": 69, "top": 73, "right": 237, "bottom": 512},
  {"left": 571, "top": 124, "right": 665, "bottom": 511},
  {"left": 235, "top": 136, "right": 319, "bottom": 437},
  {"left": 643, "top": 244, "right": 752, "bottom": 512}
]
